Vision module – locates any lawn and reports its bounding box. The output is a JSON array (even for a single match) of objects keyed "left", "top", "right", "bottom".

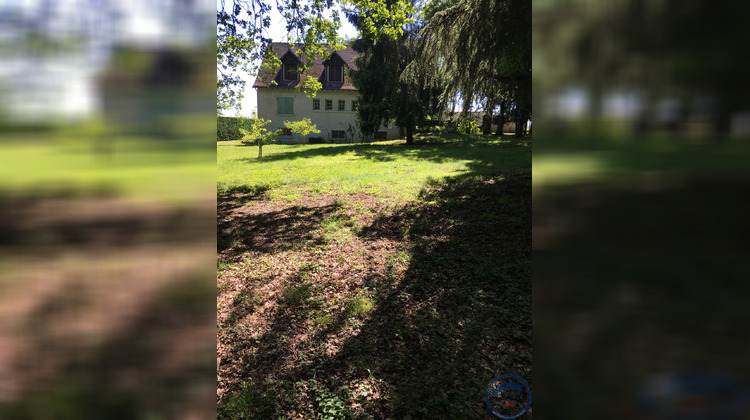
[
  {"left": 218, "top": 132, "right": 530, "bottom": 202},
  {"left": 217, "top": 132, "right": 532, "bottom": 419},
  {"left": 533, "top": 135, "right": 750, "bottom": 189}
]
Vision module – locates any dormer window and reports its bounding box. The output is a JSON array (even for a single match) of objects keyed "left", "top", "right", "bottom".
[
  {"left": 282, "top": 63, "right": 299, "bottom": 81},
  {"left": 327, "top": 64, "right": 343, "bottom": 83}
]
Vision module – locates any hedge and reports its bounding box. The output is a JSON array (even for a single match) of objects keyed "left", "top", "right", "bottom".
[{"left": 217, "top": 116, "right": 254, "bottom": 141}]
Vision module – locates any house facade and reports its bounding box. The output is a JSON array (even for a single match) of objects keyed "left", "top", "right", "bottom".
[{"left": 253, "top": 42, "right": 399, "bottom": 143}]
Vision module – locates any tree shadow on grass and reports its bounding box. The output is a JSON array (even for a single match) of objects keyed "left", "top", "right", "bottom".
[
  {"left": 233, "top": 135, "right": 531, "bottom": 169},
  {"left": 217, "top": 170, "right": 532, "bottom": 419},
  {"left": 0, "top": 273, "right": 216, "bottom": 420},
  {"left": 330, "top": 171, "right": 532, "bottom": 419},
  {"left": 218, "top": 194, "right": 344, "bottom": 263}
]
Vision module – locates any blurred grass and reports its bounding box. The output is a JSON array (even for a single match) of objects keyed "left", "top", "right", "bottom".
[
  {"left": 0, "top": 132, "right": 215, "bottom": 203},
  {"left": 534, "top": 135, "right": 750, "bottom": 188}
]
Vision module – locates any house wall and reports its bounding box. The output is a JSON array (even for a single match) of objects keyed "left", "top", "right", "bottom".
[{"left": 256, "top": 88, "right": 400, "bottom": 143}]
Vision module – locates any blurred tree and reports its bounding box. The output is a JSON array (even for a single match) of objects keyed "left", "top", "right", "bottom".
[{"left": 535, "top": 0, "right": 750, "bottom": 138}]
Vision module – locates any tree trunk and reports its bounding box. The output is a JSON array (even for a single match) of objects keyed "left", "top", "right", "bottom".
[
  {"left": 258, "top": 139, "right": 263, "bottom": 158},
  {"left": 496, "top": 102, "right": 505, "bottom": 136},
  {"left": 515, "top": 114, "right": 524, "bottom": 137},
  {"left": 516, "top": 108, "right": 530, "bottom": 137},
  {"left": 405, "top": 124, "right": 414, "bottom": 145},
  {"left": 482, "top": 102, "right": 494, "bottom": 135}
]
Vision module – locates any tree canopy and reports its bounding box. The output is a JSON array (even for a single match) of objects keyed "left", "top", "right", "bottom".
[
  {"left": 345, "top": 0, "right": 424, "bottom": 144},
  {"left": 404, "top": 0, "right": 531, "bottom": 133},
  {"left": 217, "top": 0, "right": 414, "bottom": 114},
  {"left": 534, "top": 0, "right": 750, "bottom": 137}
]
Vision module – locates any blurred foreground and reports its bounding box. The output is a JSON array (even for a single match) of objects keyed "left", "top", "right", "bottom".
[
  {"left": 534, "top": 1, "right": 750, "bottom": 418},
  {"left": 0, "top": 128, "right": 216, "bottom": 419},
  {"left": 0, "top": 1, "right": 217, "bottom": 418}
]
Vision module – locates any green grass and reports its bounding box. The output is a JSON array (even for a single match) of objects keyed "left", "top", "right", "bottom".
[
  {"left": 218, "top": 133, "right": 530, "bottom": 202},
  {"left": 282, "top": 285, "right": 312, "bottom": 306},
  {"left": 345, "top": 293, "right": 375, "bottom": 318}
]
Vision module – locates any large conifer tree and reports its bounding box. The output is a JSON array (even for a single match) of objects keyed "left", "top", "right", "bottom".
[{"left": 346, "top": 5, "right": 423, "bottom": 144}]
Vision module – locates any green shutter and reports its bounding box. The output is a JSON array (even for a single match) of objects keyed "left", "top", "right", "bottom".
[{"left": 277, "top": 97, "right": 293, "bottom": 114}]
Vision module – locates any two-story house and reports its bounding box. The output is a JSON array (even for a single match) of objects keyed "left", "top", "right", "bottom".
[{"left": 253, "top": 42, "right": 399, "bottom": 143}]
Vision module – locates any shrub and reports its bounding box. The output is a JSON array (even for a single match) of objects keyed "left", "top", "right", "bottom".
[
  {"left": 218, "top": 116, "right": 253, "bottom": 141},
  {"left": 456, "top": 116, "right": 480, "bottom": 134}
]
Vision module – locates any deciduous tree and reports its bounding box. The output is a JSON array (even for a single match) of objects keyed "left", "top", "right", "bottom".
[
  {"left": 284, "top": 118, "right": 321, "bottom": 143},
  {"left": 345, "top": 0, "right": 424, "bottom": 144},
  {"left": 239, "top": 115, "right": 282, "bottom": 158}
]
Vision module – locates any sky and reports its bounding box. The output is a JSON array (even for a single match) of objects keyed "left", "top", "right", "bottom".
[{"left": 227, "top": 6, "right": 359, "bottom": 117}]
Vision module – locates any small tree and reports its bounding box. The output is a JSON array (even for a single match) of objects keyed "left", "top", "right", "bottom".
[
  {"left": 284, "top": 118, "right": 321, "bottom": 144},
  {"left": 239, "top": 116, "right": 282, "bottom": 158},
  {"left": 456, "top": 115, "right": 480, "bottom": 134}
]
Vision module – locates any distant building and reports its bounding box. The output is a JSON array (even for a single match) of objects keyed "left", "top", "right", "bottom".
[{"left": 253, "top": 42, "right": 399, "bottom": 143}]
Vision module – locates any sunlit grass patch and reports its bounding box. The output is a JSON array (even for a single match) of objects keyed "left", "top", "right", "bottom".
[
  {"left": 534, "top": 137, "right": 750, "bottom": 189},
  {"left": 0, "top": 134, "right": 215, "bottom": 203},
  {"left": 217, "top": 134, "right": 530, "bottom": 202},
  {"left": 345, "top": 293, "right": 375, "bottom": 318},
  {"left": 282, "top": 285, "right": 312, "bottom": 307},
  {"left": 318, "top": 215, "right": 357, "bottom": 244}
]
